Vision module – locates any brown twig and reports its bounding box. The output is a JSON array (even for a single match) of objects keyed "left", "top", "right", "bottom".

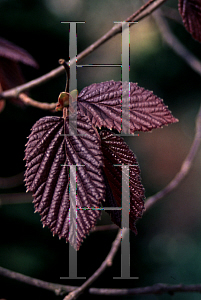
[
  {"left": 0, "top": 172, "right": 24, "bottom": 189},
  {"left": 18, "top": 93, "right": 57, "bottom": 110},
  {"left": 91, "top": 224, "right": 118, "bottom": 232},
  {"left": 59, "top": 59, "right": 70, "bottom": 93},
  {"left": 2, "top": 265, "right": 201, "bottom": 297},
  {"left": 153, "top": 10, "right": 201, "bottom": 76},
  {"left": 0, "top": 192, "right": 32, "bottom": 206},
  {"left": 160, "top": 6, "right": 183, "bottom": 24},
  {"left": 2, "top": 0, "right": 201, "bottom": 298},
  {"left": 0, "top": 266, "right": 75, "bottom": 296},
  {"left": 144, "top": 10, "right": 201, "bottom": 210},
  {"left": 63, "top": 229, "right": 124, "bottom": 300},
  {"left": 2, "top": 95, "right": 201, "bottom": 209},
  {"left": 145, "top": 104, "right": 201, "bottom": 210},
  {"left": 0, "top": 65, "right": 64, "bottom": 99},
  {"left": 0, "top": 0, "right": 168, "bottom": 101},
  {"left": 90, "top": 283, "right": 201, "bottom": 295},
  {"left": 0, "top": 229, "right": 124, "bottom": 299}
]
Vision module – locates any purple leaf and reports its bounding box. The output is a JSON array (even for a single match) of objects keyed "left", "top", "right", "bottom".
[
  {"left": 0, "top": 37, "right": 38, "bottom": 68},
  {"left": 77, "top": 80, "right": 178, "bottom": 134},
  {"left": 100, "top": 130, "right": 145, "bottom": 234},
  {"left": 0, "top": 37, "right": 38, "bottom": 111},
  {"left": 25, "top": 113, "right": 105, "bottom": 250},
  {"left": 25, "top": 79, "right": 178, "bottom": 248},
  {"left": 178, "top": 0, "right": 201, "bottom": 42}
]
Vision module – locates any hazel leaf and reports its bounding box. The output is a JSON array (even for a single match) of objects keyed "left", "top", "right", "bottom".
[
  {"left": 0, "top": 37, "right": 38, "bottom": 67},
  {"left": 24, "top": 113, "right": 105, "bottom": 250},
  {"left": 178, "top": 0, "right": 201, "bottom": 43},
  {"left": 77, "top": 80, "right": 178, "bottom": 134},
  {"left": 100, "top": 130, "right": 145, "bottom": 234}
]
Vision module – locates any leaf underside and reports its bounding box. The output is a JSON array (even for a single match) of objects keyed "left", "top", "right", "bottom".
[
  {"left": 100, "top": 130, "right": 145, "bottom": 234},
  {"left": 25, "top": 114, "right": 105, "bottom": 250},
  {"left": 178, "top": 0, "right": 201, "bottom": 43},
  {"left": 78, "top": 81, "right": 178, "bottom": 133}
]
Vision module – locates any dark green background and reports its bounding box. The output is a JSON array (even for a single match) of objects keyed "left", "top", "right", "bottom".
[{"left": 0, "top": 0, "right": 201, "bottom": 299}]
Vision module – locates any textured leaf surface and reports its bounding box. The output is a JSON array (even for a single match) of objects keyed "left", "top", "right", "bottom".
[
  {"left": 25, "top": 114, "right": 105, "bottom": 250},
  {"left": 179, "top": 0, "right": 201, "bottom": 42},
  {"left": 100, "top": 130, "right": 145, "bottom": 234},
  {"left": 77, "top": 80, "right": 178, "bottom": 134}
]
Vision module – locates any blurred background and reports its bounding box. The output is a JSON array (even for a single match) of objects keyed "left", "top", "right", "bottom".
[{"left": 0, "top": 0, "right": 201, "bottom": 299}]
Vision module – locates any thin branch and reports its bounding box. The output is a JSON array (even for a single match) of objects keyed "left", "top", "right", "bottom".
[
  {"left": 0, "top": 65, "right": 64, "bottom": 99},
  {"left": 91, "top": 224, "right": 118, "bottom": 232},
  {"left": 1, "top": 93, "right": 201, "bottom": 298},
  {"left": 144, "top": 10, "right": 201, "bottom": 210},
  {"left": 0, "top": 266, "right": 75, "bottom": 296},
  {"left": 153, "top": 10, "right": 201, "bottom": 76},
  {"left": 0, "top": 192, "right": 118, "bottom": 235},
  {"left": 5, "top": 95, "right": 201, "bottom": 209},
  {"left": 1, "top": 106, "right": 200, "bottom": 297},
  {"left": 90, "top": 283, "right": 201, "bottom": 296},
  {"left": 0, "top": 0, "right": 168, "bottom": 101},
  {"left": 59, "top": 59, "right": 70, "bottom": 93},
  {"left": 2, "top": 0, "right": 201, "bottom": 298},
  {"left": 63, "top": 228, "right": 124, "bottom": 300},
  {"left": 2, "top": 265, "right": 201, "bottom": 297},
  {"left": 145, "top": 103, "right": 201, "bottom": 210},
  {"left": 0, "top": 229, "right": 124, "bottom": 299},
  {"left": 0, "top": 192, "right": 32, "bottom": 206},
  {"left": 0, "top": 172, "right": 24, "bottom": 189},
  {"left": 18, "top": 93, "right": 56, "bottom": 110},
  {"left": 160, "top": 6, "right": 183, "bottom": 24}
]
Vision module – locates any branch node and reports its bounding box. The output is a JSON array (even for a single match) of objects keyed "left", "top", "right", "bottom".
[{"left": 58, "top": 59, "right": 70, "bottom": 94}]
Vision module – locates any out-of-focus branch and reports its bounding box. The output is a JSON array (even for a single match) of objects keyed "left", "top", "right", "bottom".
[
  {"left": 91, "top": 224, "right": 118, "bottom": 232},
  {"left": 0, "top": 65, "right": 64, "bottom": 100},
  {"left": 0, "top": 172, "right": 24, "bottom": 189},
  {"left": 1, "top": 265, "right": 201, "bottom": 297},
  {"left": 0, "top": 266, "right": 75, "bottom": 296},
  {"left": 63, "top": 229, "right": 124, "bottom": 300},
  {"left": 18, "top": 93, "right": 56, "bottom": 110},
  {"left": 0, "top": 192, "right": 32, "bottom": 206},
  {"left": 4, "top": 97, "right": 201, "bottom": 209},
  {"left": 2, "top": 1, "right": 201, "bottom": 299},
  {"left": 153, "top": 10, "right": 201, "bottom": 76},
  {"left": 90, "top": 283, "right": 201, "bottom": 295},
  {"left": 0, "top": 0, "right": 168, "bottom": 102},
  {"left": 0, "top": 229, "right": 125, "bottom": 299},
  {"left": 160, "top": 6, "right": 183, "bottom": 24},
  {"left": 145, "top": 104, "right": 201, "bottom": 210},
  {"left": 145, "top": 10, "right": 201, "bottom": 210}
]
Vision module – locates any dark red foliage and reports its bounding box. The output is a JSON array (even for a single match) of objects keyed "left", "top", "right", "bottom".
[
  {"left": 25, "top": 114, "right": 105, "bottom": 250},
  {"left": 25, "top": 80, "right": 178, "bottom": 249},
  {"left": 179, "top": 0, "right": 201, "bottom": 42},
  {"left": 78, "top": 80, "right": 178, "bottom": 133},
  {"left": 100, "top": 130, "right": 145, "bottom": 234},
  {"left": 0, "top": 37, "right": 38, "bottom": 111},
  {"left": 0, "top": 37, "right": 38, "bottom": 67}
]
